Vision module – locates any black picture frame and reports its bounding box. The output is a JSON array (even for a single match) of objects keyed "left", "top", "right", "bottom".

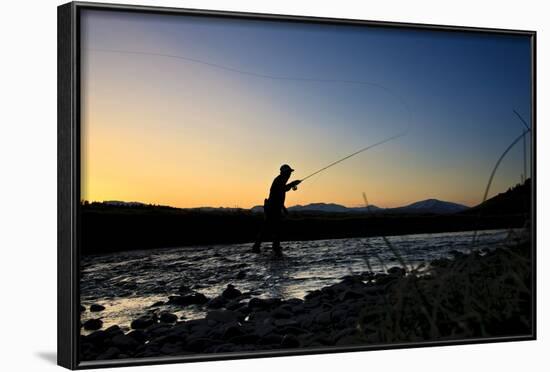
[{"left": 58, "top": 1, "right": 537, "bottom": 369}]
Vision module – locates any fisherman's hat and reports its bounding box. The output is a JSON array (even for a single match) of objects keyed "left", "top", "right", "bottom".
[{"left": 280, "top": 164, "right": 294, "bottom": 173}]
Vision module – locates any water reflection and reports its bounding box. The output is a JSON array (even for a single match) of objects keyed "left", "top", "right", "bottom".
[{"left": 81, "top": 229, "right": 510, "bottom": 331}]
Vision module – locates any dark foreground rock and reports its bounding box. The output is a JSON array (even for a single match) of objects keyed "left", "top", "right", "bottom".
[
  {"left": 83, "top": 318, "right": 103, "bottom": 331},
  {"left": 80, "top": 242, "right": 532, "bottom": 361},
  {"left": 90, "top": 304, "right": 106, "bottom": 312}
]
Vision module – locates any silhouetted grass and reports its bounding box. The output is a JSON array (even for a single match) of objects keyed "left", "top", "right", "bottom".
[
  {"left": 356, "top": 230, "right": 531, "bottom": 342},
  {"left": 356, "top": 114, "right": 533, "bottom": 342}
]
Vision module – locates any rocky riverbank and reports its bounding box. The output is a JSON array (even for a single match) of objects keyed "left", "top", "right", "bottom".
[{"left": 80, "top": 239, "right": 532, "bottom": 361}]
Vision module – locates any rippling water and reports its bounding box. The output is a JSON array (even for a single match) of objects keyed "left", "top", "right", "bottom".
[{"left": 80, "top": 229, "right": 511, "bottom": 332}]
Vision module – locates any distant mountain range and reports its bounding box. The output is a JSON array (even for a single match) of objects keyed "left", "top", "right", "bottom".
[
  {"left": 93, "top": 199, "right": 472, "bottom": 214},
  {"left": 251, "top": 199, "right": 469, "bottom": 215},
  {"left": 95, "top": 198, "right": 470, "bottom": 215}
]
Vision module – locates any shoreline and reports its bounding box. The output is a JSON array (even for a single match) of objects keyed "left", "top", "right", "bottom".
[
  {"left": 81, "top": 211, "right": 525, "bottom": 255},
  {"left": 80, "top": 236, "right": 532, "bottom": 361}
]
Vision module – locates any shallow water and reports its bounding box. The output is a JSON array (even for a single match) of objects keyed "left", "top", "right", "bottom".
[{"left": 80, "top": 229, "right": 511, "bottom": 332}]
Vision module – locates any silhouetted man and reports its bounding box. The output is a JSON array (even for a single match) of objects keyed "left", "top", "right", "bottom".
[{"left": 252, "top": 164, "right": 301, "bottom": 255}]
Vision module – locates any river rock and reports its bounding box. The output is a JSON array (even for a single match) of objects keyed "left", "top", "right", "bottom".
[
  {"left": 259, "top": 333, "right": 283, "bottom": 345},
  {"left": 314, "top": 311, "right": 332, "bottom": 325},
  {"left": 285, "top": 298, "right": 304, "bottom": 306},
  {"left": 280, "top": 334, "right": 300, "bottom": 348},
  {"left": 222, "top": 284, "right": 242, "bottom": 300},
  {"left": 83, "top": 318, "right": 103, "bottom": 331},
  {"left": 186, "top": 337, "right": 221, "bottom": 352},
  {"left": 127, "top": 330, "right": 148, "bottom": 343},
  {"left": 96, "top": 346, "right": 120, "bottom": 360},
  {"left": 85, "top": 330, "right": 107, "bottom": 346},
  {"left": 159, "top": 312, "right": 178, "bottom": 324},
  {"left": 222, "top": 323, "right": 244, "bottom": 340},
  {"left": 339, "top": 289, "right": 364, "bottom": 301},
  {"left": 305, "top": 290, "right": 322, "bottom": 300},
  {"left": 206, "top": 310, "right": 240, "bottom": 324},
  {"left": 90, "top": 304, "right": 106, "bottom": 312},
  {"left": 248, "top": 297, "right": 281, "bottom": 310},
  {"left": 387, "top": 266, "right": 406, "bottom": 277},
  {"left": 111, "top": 334, "right": 140, "bottom": 350},
  {"left": 160, "top": 341, "right": 184, "bottom": 355},
  {"left": 274, "top": 318, "right": 298, "bottom": 328},
  {"left": 271, "top": 307, "right": 293, "bottom": 319},
  {"left": 104, "top": 325, "right": 123, "bottom": 339},
  {"left": 207, "top": 296, "right": 227, "bottom": 309},
  {"left": 131, "top": 315, "right": 156, "bottom": 330},
  {"left": 229, "top": 333, "right": 260, "bottom": 345},
  {"left": 146, "top": 323, "right": 172, "bottom": 338}
]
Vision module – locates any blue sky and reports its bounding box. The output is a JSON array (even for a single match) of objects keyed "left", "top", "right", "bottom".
[{"left": 80, "top": 10, "right": 532, "bottom": 208}]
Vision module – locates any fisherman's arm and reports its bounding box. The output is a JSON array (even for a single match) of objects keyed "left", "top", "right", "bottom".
[{"left": 284, "top": 180, "right": 301, "bottom": 192}]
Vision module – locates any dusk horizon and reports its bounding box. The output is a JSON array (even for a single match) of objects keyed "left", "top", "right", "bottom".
[
  {"left": 82, "top": 194, "right": 475, "bottom": 209},
  {"left": 80, "top": 10, "right": 532, "bottom": 210}
]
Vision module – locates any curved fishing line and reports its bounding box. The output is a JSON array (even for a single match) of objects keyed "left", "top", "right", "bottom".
[
  {"left": 88, "top": 47, "right": 412, "bottom": 122},
  {"left": 300, "top": 131, "right": 406, "bottom": 182},
  {"left": 88, "top": 47, "right": 412, "bottom": 183}
]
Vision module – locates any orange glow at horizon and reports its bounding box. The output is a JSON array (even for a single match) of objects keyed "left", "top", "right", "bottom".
[{"left": 80, "top": 11, "right": 530, "bottom": 210}]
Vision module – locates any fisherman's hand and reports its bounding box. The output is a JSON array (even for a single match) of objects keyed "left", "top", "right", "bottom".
[{"left": 290, "top": 180, "right": 301, "bottom": 191}]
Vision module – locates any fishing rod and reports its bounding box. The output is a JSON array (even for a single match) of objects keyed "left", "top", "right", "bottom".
[{"left": 298, "top": 131, "right": 407, "bottom": 184}]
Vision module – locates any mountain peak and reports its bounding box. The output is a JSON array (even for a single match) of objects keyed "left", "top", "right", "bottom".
[{"left": 399, "top": 199, "right": 469, "bottom": 213}]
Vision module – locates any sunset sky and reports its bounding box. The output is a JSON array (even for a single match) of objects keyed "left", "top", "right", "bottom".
[{"left": 80, "top": 10, "right": 532, "bottom": 209}]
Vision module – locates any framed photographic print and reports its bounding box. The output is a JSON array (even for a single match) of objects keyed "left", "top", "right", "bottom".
[{"left": 58, "top": 1, "right": 536, "bottom": 369}]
